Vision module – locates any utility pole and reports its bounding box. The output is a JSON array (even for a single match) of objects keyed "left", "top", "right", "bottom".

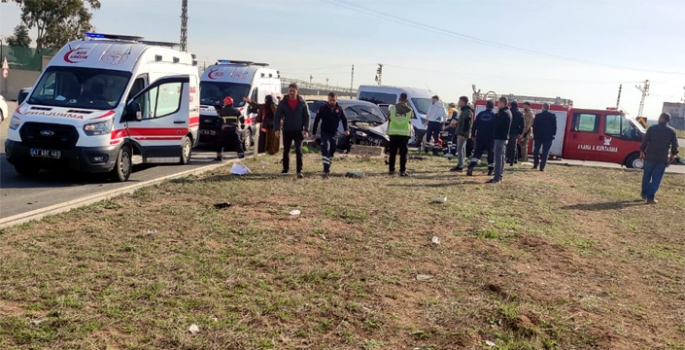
[
  {"left": 180, "top": 0, "right": 188, "bottom": 52},
  {"left": 635, "top": 80, "right": 650, "bottom": 118},
  {"left": 616, "top": 84, "right": 622, "bottom": 109},
  {"left": 375, "top": 64, "right": 383, "bottom": 86},
  {"left": 326, "top": 77, "right": 329, "bottom": 89},
  {"left": 309, "top": 75, "right": 313, "bottom": 87},
  {"left": 350, "top": 65, "right": 354, "bottom": 92}
]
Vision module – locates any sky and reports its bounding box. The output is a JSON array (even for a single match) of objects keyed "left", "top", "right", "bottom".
[{"left": 1, "top": 0, "right": 684, "bottom": 120}]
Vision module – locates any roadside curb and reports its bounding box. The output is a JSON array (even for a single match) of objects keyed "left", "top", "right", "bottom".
[{"left": 0, "top": 157, "right": 247, "bottom": 230}]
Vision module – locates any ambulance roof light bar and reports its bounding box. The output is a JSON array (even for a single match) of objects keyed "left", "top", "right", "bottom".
[
  {"left": 216, "top": 60, "right": 269, "bottom": 67},
  {"left": 139, "top": 40, "right": 180, "bottom": 48},
  {"left": 85, "top": 32, "right": 144, "bottom": 42}
]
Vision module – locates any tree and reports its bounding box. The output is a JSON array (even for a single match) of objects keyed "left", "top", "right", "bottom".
[
  {"left": 3, "top": 0, "right": 101, "bottom": 50},
  {"left": 6, "top": 23, "right": 32, "bottom": 47}
]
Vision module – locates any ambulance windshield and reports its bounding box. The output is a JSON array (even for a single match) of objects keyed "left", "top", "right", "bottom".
[
  {"left": 28, "top": 66, "right": 131, "bottom": 110},
  {"left": 200, "top": 82, "right": 250, "bottom": 107}
]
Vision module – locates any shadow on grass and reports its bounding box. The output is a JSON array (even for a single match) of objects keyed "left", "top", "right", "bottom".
[{"left": 560, "top": 200, "right": 645, "bottom": 211}]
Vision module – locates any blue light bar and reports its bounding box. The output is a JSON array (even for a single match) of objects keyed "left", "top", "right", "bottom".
[{"left": 84, "top": 32, "right": 144, "bottom": 41}]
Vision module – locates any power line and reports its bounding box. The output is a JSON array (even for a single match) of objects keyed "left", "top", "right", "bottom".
[{"left": 324, "top": 0, "right": 685, "bottom": 76}]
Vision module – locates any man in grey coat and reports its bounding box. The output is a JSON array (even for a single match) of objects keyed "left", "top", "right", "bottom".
[{"left": 639, "top": 112, "right": 679, "bottom": 204}]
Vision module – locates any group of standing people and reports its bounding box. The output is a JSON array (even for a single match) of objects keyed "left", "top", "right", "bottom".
[{"left": 215, "top": 84, "right": 560, "bottom": 182}]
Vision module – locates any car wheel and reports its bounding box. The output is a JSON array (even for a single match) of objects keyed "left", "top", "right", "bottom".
[
  {"left": 242, "top": 129, "right": 252, "bottom": 152},
  {"left": 624, "top": 152, "right": 643, "bottom": 169},
  {"left": 110, "top": 145, "right": 132, "bottom": 182},
  {"left": 15, "top": 164, "right": 40, "bottom": 177},
  {"left": 0, "top": 110, "right": 4, "bottom": 123},
  {"left": 180, "top": 136, "right": 192, "bottom": 165}
]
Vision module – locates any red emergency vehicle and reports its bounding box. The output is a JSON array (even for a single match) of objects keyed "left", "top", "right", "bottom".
[{"left": 474, "top": 100, "right": 646, "bottom": 168}]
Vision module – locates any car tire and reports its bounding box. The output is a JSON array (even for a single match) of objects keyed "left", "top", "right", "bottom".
[
  {"left": 0, "top": 110, "right": 4, "bottom": 123},
  {"left": 180, "top": 136, "right": 192, "bottom": 165},
  {"left": 243, "top": 129, "right": 252, "bottom": 152},
  {"left": 15, "top": 164, "right": 40, "bottom": 177},
  {"left": 110, "top": 145, "right": 132, "bottom": 182},
  {"left": 624, "top": 152, "right": 643, "bottom": 169}
]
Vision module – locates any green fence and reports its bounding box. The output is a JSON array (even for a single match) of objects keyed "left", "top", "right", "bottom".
[{"left": 1, "top": 45, "right": 58, "bottom": 71}]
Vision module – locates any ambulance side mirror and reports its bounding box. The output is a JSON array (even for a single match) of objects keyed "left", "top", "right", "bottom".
[{"left": 125, "top": 102, "right": 142, "bottom": 122}]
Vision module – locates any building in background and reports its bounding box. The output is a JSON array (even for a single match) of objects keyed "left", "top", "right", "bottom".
[{"left": 662, "top": 102, "right": 685, "bottom": 130}]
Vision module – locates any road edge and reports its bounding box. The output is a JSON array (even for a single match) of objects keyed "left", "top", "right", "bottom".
[{"left": 0, "top": 158, "right": 246, "bottom": 229}]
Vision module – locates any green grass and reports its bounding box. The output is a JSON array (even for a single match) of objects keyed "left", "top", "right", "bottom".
[{"left": 0, "top": 153, "right": 683, "bottom": 349}]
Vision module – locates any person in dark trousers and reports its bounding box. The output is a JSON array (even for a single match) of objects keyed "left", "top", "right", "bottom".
[
  {"left": 274, "top": 83, "right": 310, "bottom": 178},
  {"left": 244, "top": 95, "right": 279, "bottom": 155},
  {"left": 451, "top": 96, "right": 473, "bottom": 172},
  {"left": 215, "top": 96, "right": 245, "bottom": 161},
  {"left": 425, "top": 95, "right": 447, "bottom": 154},
  {"left": 312, "top": 92, "right": 350, "bottom": 178},
  {"left": 488, "top": 96, "right": 512, "bottom": 184},
  {"left": 386, "top": 92, "right": 413, "bottom": 177},
  {"left": 532, "top": 102, "right": 557, "bottom": 171},
  {"left": 639, "top": 112, "right": 679, "bottom": 204},
  {"left": 467, "top": 100, "right": 497, "bottom": 176},
  {"left": 506, "top": 101, "right": 524, "bottom": 166}
]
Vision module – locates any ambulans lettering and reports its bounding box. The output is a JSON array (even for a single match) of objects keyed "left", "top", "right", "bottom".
[
  {"left": 64, "top": 48, "right": 91, "bottom": 63},
  {"left": 24, "top": 110, "right": 84, "bottom": 119}
]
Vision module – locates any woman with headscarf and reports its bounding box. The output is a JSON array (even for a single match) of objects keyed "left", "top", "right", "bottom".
[{"left": 243, "top": 95, "right": 280, "bottom": 155}]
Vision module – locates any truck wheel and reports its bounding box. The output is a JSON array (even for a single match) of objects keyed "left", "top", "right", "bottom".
[
  {"left": 624, "top": 152, "right": 643, "bottom": 169},
  {"left": 110, "top": 145, "right": 132, "bottom": 182},
  {"left": 243, "top": 129, "right": 252, "bottom": 152},
  {"left": 15, "top": 164, "right": 40, "bottom": 177},
  {"left": 180, "top": 136, "right": 192, "bottom": 165}
]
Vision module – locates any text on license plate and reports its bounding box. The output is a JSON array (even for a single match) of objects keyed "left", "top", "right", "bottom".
[
  {"left": 440, "top": 131, "right": 450, "bottom": 136},
  {"left": 30, "top": 149, "right": 61, "bottom": 159},
  {"left": 200, "top": 130, "right": 216, "bottom": 135}
]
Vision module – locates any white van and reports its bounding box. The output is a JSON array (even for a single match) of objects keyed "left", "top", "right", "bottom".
[
  {"left": 357, "top": 85, "right": 438, "bottom": 146},
  {"left": 4, "top": 33, "right": 200, "bottom": 181},
  {"left": 199, "top": 60, "right": 281, "bottom": 151}
]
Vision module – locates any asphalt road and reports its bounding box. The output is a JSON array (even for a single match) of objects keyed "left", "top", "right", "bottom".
[{"left": 0, "top": 102, "right": 243, "bottom": 219}]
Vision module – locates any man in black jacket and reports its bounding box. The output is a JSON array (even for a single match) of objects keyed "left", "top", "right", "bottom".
[
  {"left": 312, "top": 92, "right": 350, "bottom": 178},
  {"left": 506, "top": 101, "right": 524, "bottom": 166},
  {"left": 488, "top": 97, "right": 512, "bottom": 184},
  {"left": 467, "top": 100, "right": 497, "bottom": 176},
  {"left": 451, "top": 96, "right": 473, "bottom": 172},
  {"left": 532, "top": 103, "right": 557, "bottom": 171},
  {"left": 215, "top": 96, "right": 245, "bottom": 161},
  {"left": 274, "top": 83, "right": 310, "bottom": 178}
]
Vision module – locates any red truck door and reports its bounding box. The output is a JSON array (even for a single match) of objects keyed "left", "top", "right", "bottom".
[
  {"left": 565, "top": 110, "right": 602, "bottom": 161},
  {"left": 602, "top": 113, "right": 643, "bottom": 167}
]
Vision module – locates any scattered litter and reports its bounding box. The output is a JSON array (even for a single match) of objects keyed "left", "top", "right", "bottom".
[
  {"left": 431, "top": 197, "right": 447, "bottom": 204},
  {"left": 345, "top": 170, "right": 365, "bottom": 178},
  {"left": 211, "top": 317, "right": 218, "bottom": 323},
  {"left": 416, "top": 274, "right": 434, "bottom": 281},
  {"left": 214, "top": 202, "right": 232, "bottom": 209},
  {"left": 431, "top": 236, "right": 440, "bottom": 245},
  {"left": 147, "top": 229, "right": 157, "bottom": 234},
  {"left": 230, "top": 163, "right": 251, "bottom": 175},
  {"left": 188, "top": 324, "right": 200, "bottom": 335},
  {"left": 320, "top": 235, "right": 327, "bottom": 240},
  {"left": 410, "top": 155, "right": 426, "bottom": 161},
  {"left": 485, "top": 340, "right": 496, "bottom": 347},
  {"left": 443, "top": 153, "right": 455, "bottom": 159},
  {"left": 30, "top": 319, "right": 46, "bottom": 326},
  {"left": 488, "top": 220, "right": 495, "bottom": 224},
  {"left": 289, "top": 210, "right": 301, "bottom": 216}
]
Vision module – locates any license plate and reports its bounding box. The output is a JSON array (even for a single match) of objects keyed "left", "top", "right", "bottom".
[
  {"left": 30, "top": 149, "right": 61, "bottom": 159},
  {"left": 200, "top": 130, "right": 216, "bottom": 135},
  {"left": 440, "top": 131, "right": 450, "bottom": 137}
]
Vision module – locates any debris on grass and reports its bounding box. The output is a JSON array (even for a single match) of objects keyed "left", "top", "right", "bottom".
[
  {"left": 416, "top": 274, "right": 434, "bottom": 281},
  {"left": 345, "top": 170, "right": 365, "bottom": 178},
  {"left": 431, "top": 196, "right": 447, "bottom": 204},
  {"left": 431, "top": 236, "right": 440, "bottom": 245},
  {"left": 188, "top": 324, "right": 200, "bottom": 335},
  {"left": 230, "top": 163, "right": 251, "bottom": 175},
  {"left": 289, "top": 210, "right": 301, "bottom": 216},
  {"left": 485, "top": 340, "right": 496, "bottom": 347},
  {"left": 214, "top": 202, "right": 232, "bottom": 209}
]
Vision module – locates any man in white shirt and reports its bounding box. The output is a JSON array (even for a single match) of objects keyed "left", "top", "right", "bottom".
[{"left": 425, "top": 95, "right": 447, "bottom": 152}]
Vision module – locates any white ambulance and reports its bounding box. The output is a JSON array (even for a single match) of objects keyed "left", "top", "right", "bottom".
[
  {"left": 199, "top": 60, "right": 281, "bottom": 151},
  {"left": 4, "top": 33, "right": 200, "bottom": 181}
]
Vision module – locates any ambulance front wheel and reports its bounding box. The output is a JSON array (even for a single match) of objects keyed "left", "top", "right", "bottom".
[
  {"left": 242, "top": 129, "right": 252, "bottom": 152},
  {"left": 180, "top": 136, "right": 192, "bottom": 165},
  {"left": 110, "top": 145, "right": 132, "bottom": 182}
]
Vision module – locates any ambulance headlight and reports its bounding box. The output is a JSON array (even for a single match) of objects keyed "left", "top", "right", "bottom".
[
  {"left": 9, "top": 115, "right": 22, "bottom": 130},
  {"left": 83, "top": 120, "right": 113, "bottom": 136}
]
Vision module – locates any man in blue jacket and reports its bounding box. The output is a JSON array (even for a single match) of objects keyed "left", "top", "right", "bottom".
[
  {"left": 274, "top": 83, "right": 310, "bottom": 178},
  {"left": 532, "top": 103, "right": 557, "bottom": 171},
  {"left": 312, "top": 92, "right": 350, "bottom": 178},
  {"left": 467, "top": 100, "right": 497, "bottom": 176},
  {"left": 488, "top": 97, "right": 512, "bottom": 184}
]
